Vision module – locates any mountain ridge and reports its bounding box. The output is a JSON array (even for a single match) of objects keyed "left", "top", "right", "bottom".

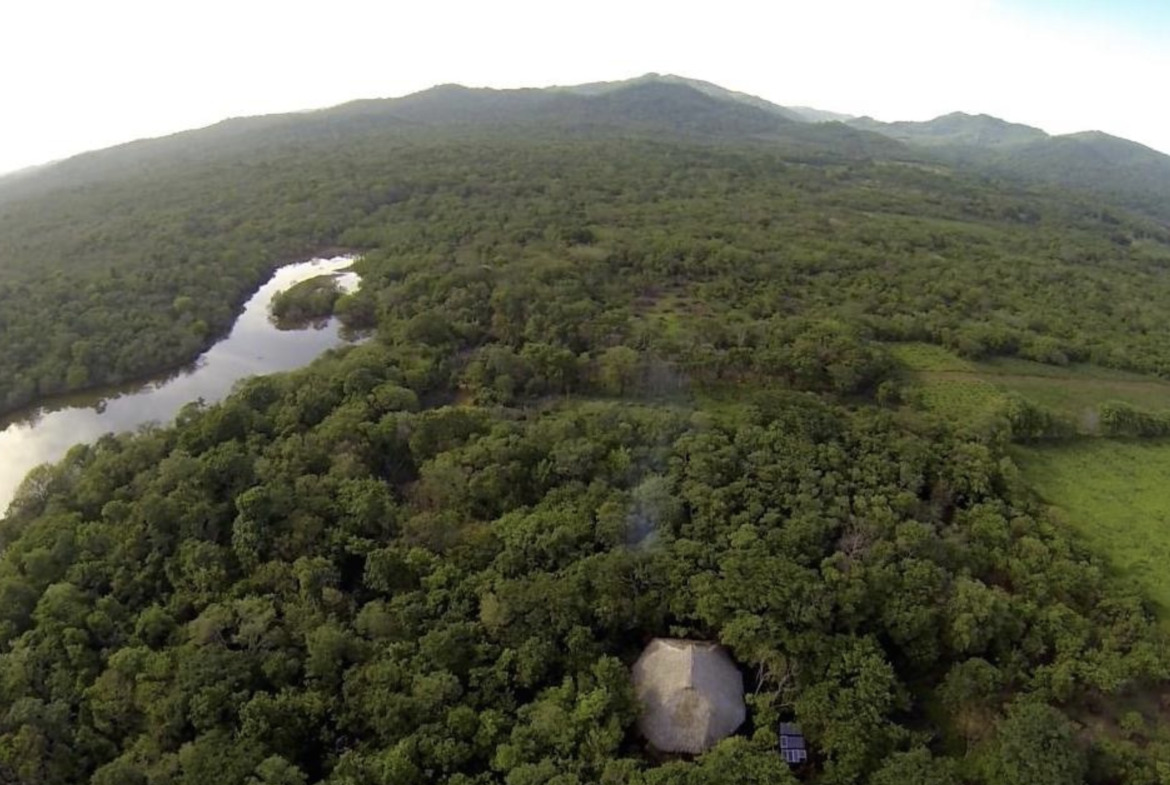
[
  {"left": 555, "top": 72, "right": 805, "bottom": 122},
  {"left": 4, "top": 67, "right": 1170, "bottom": 785},
  {"left": 4, "top": 73, "right": 1168, "bottom": 173},
  {"left": 0, "top": 77, "right": 907, "bottom": 205},
  {"left": 848, "top": 111, "right": 1049, "bottom": 148},
  {"left": 3, "top": 73, "right": 1170, "bottom": 222}
]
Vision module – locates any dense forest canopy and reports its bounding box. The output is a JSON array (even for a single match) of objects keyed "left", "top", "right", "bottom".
[
  {"left": 1, "top": 76, "right": 1169, "bottom": 420},
  {"left": 4, "top": 76, "right": 1170, "bottom": 784}
]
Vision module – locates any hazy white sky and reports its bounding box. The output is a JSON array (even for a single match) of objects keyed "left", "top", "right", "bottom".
[{"left": 1, "top": 0, "right": 1168, "bottom": 174}]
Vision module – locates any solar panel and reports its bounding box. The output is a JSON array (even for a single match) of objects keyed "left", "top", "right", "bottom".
[{"left": 778, "top": 722, "right": 807, "bottom": 764}]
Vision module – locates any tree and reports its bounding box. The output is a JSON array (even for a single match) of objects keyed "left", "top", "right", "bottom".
[
  {"left": 869, "top": 748, "right": 959, "bottom": 785},
  {"left": 938, "top": 658, "right": 1003, "bottom": 749},
  {"left": 794, "top": 637, "right": 902, "bottom": 783},
  {"left": 644, "top": 738, "right": 799, "bottom": 785},
  {"left": 247, "top": 755, "right": 308, "bottom": 785},
  {"left": 979, "top": 701, "right": 1087, "bottom": 785},
  {"left": 597, "top": 346, "right": 640, "bottom": 396}
]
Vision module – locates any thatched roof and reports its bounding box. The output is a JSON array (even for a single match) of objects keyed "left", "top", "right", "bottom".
[{"left": 632, "top": 638, "right": 746, "bottom": 754}]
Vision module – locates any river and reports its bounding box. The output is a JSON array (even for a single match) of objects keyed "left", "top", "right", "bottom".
[{"left": 0, "top": 255, "right": 361, "bottom": 512}]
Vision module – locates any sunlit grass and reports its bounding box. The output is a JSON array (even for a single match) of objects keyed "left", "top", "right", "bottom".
[
  {"left": 892, "top": 342, "right": 1170, "bottom": 429},
  {"left": 889, "top": 343, "right": 978, "bottom": 373},
  {"left": 1016, "top": 440, "right": 1170, "bottom": 616},
  {"left": 913, "top": 376, "right": 1005, "bottom": 420}
]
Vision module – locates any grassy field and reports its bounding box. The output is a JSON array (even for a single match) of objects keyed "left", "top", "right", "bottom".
[
  {"left": 890, "top": 343, "right": 1170, "bottom": 429},
  {"left": 1016, "top": 440, "right": 1170, "bottom": 614},
  {"left": 893, "top": 344, "right": 1170, "bottom": 615}
]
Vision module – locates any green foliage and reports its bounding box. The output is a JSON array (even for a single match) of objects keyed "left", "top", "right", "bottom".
[
  {"left": 1017, "top": 439, "right": 1170, "bottom": 613},
  {"left": 3, "top": 80, "right": 1170, "bottom": 784},
  {"left": 643, "top": 737, "right": 799, "bottom": 784},
  {"left": 869, "top": 747, "right": 959, "bottom": 785},
  {"left": 1003, "top": 394, "right": 1077, "bottom": 443},
  {"left": 269, "top": 276, "right": 344, "bottom": 329},
  {"left": 0, "top": 350, "right": 1162, "bottom": 782},
  {"left": 978, "top": 701, "right": 1087, "bottom": 785},
  {"left": 897, "top": 343, "right": 1170, "bottom": 439},
  {"left": 1098, "top": 400, "right": 1170, "bottom": 438},
  {"left": 4, "top": 89, "right": 1170, "bottom": 420},
  {"left": 855, "top": 113, "right": 1170, "bottom": 221},
  {"left": 794, "top": 636, "right": 903, "bottom": 781}
]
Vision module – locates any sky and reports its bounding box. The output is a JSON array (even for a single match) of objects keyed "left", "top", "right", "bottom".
[{"left": 1, "top": 0, "right": 1168, "bottom": 175}]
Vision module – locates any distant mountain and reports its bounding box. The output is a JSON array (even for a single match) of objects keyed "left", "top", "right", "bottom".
[
  {"left": 5, "top": 74, "right": 1170, "bottom": 220},
  {"left": 996, "top": 131, "right": 1170, "bottom": 214},
  {"left": 848, "top": 111, "right": 1048, "bottom": 148},
  {"left": 1021, "top": 130, "right": 1170, "bottom": 169},
  {"left": 0, "top": 161, "right": 49, "bottom": 186},
  {"left": 361, "top": 79, "right": 792, "bottom": 135},
  {"left": 557, "top": 73, "right": 805, "bottom": 122},
  {"left": 0, "top": 78, "right": 907, "bottom": 204},
  {"left": 339, "top": 86, "right": 1170, "bottom": 220},
  {"left": 788, "top": 106, "right": 856, "bottom": 123},
  {"left": 845, "top": 111, "right": 1170, "bottom": 219},
  {"left": 264, "top": 78, "right": 902, "bottom": 157}
]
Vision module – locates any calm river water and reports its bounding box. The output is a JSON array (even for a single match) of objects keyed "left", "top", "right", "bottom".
[{"left": 0, "top": 255, "right": 361, "bottom": 512}]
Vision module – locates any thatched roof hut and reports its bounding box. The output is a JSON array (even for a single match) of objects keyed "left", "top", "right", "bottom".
[{"left": 632, "top": 638, "right": 746, "bottom": 754}]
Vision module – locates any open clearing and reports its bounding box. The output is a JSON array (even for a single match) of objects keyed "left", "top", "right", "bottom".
[
  {"left": 1016, "top": 440, "right": 1170, "bottom": 614},
  {"left": 891, "top": 343, "right": 1170, "bottom": 428},
  {"left": 894, "top": 343, "right": 1170, "bottom": 615}
]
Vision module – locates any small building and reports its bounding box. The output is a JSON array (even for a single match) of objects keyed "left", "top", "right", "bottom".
[
  {"left": 779, "top": 722, "right": 808, "bottom": 765},
  {"left": 632, "top": 638, "right": 746, "bottom": 754}
]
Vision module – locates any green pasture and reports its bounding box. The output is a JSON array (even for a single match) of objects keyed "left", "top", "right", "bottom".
[
  {"left": 891, "top": 342, "right": 1170, "bottom": 428},
  {"left": 1016, "top": 440, "right": 1170, "bottom": 616},
  {"left": 895, "top": 343, "right": 1170, "bottom": 616}
]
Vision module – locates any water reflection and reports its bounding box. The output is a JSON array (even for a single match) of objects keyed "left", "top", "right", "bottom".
[{"left": 0, "top": 255, "right": 361, "bottom": 512}]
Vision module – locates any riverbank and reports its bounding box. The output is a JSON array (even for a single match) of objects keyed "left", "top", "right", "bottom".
[
  {"left": 0, "top": 247, "right": 364, "bottom": 423},
  {"left": 0, "top": 256, "right": 362, "bottom": 512}
]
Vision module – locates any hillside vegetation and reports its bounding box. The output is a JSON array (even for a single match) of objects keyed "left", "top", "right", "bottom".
[
  {"left": 849, "top": 112, "right": 1048, "bottom": 149},
  {"left": 5, "top": 76, "right": 1170, "bottom": 784},
  {"left": 851, "top": 115, "right": 1170, "bottom": 220},
  {"left": 4, "top": 95, "right": 1170, "bottom": 417},
  {"left": 0, "top": 80, "right": 902, "bottom": 415}
]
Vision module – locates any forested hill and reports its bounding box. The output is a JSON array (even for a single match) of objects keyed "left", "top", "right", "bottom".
[
  {"left": 0, "top": 78, "right": 915, "bottom": 417},
  {"left": 847, "top": 112, "right": 1049, "bottom": 149},
  {"left": 849, "top": 112, "right": 1170, "bottom": 219},
  {"left": 0, "top": 77, "right": 896, "bottom": 204},
  {"left": 554, "top": 73, "right": 806, "bottom": 121},
  {"left": 3, "top": 75, "right": 1170, "bottom": 418},
  {"left": 7, "top": 75, "right": 1170, "bottom": 784}
]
